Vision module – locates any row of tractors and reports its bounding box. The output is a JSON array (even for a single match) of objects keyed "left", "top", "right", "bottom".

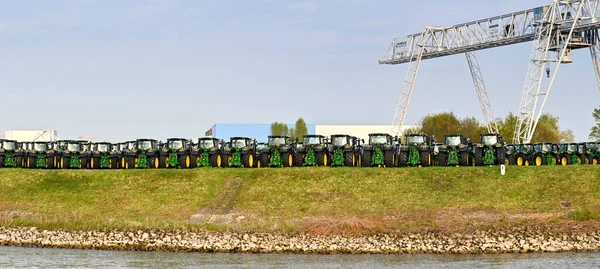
[{"left": 0, "top": 133, "right": 597, "bottom": 169}]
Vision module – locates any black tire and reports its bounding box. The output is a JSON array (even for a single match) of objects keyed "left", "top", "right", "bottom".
[
  {"left": 90, "top": 157, "right": 99, "bottom": 169},
  {"left": 28, "top": 156, "right": 35, "bottom": 168},
  {"left": 293, "top": 152, "right": 303, "bottom": 167},
  {"left": 15, "top": 156, "right": 22, "bottom": 168},
  {"left": 315, "top": 151, "right": 328, "bottom": 167},
  {"left": 581, "top": 155, "right": 590, "bottom": 165},
  {"left": 419, "top": 151, "right": 430, "bottom": 167},
  {"left": 459, "top": 152, "right": 469, "bottom": 166},
  {"left": 344, "top": 152, "right": 354, "bottom": 167},
  {"left": 533, "top": 153, "right": 545, "bottom": 166},
  {"left": 259, "top": 153, "right": 269, "bottom": 168},
  {"left": 495, "top": 147, "right": 506, "bottom": 166},
  {"left": 222, "top": 154, "right": 230, "bottom": 168},
  {"left": 438, "top": 152, "right": 448, "bottom": 166},
  {"left": 242, "top": 153, "right": 254, "bottom": 168},
  {"left": 0, "top": 156, "right": 4, "bottom": 168},
  {"left": 474, "top": 148, "right": 484, "bottom": 166},
  {"left": 593, "top": 156, "right": 599, "bottom": 165},
  {"left": 126, "top": 156, "right": 135, "bottom": 169},
  {"left": 559, "top": 154, "right": 571, "bottom": 165},
  {"left": 282, "top": 152, "right": 293, "bottom": 167},
  {"left": 111, "top": 157, "right": 118, "bottom": 169},
  {"left": 506, "top": 155, "right": 515, "bottom": 166},
  {"left": 178, "top": 154, "right": 190, "bottom": 169},
  {"left": 157, "top": 155, "right": 166, "bottom": 168},
  {"left": 189, "top": 154, "right": 197, "bottom": 168},
  {"left": 384, "top": 150, "right": 394, "bottom": 167},
  {"left": 361, "top": 151, "right": 372, "bottom": 167},
  {"left": 209, "top": 153, "right": 223, "bottom": 167},
  {"left": 80, "top": 157, "right": 88, "bottom": 169},
  {"left": 398, "top": 152, "right": 408, "bottom": 167}
]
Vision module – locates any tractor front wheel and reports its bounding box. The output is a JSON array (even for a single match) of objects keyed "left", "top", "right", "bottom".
[
  {"left": 559, "top": 154, "right": 571, "bottom": 165},
  {"left": 533, "top": 153, "right": 545, "bottom": 166},
  {"left": 383, "top": 150, "right": 394, "bottom": 167},
  {"left": 495, "top": 147, "right": 506, "bottom": 166},
  {"left": 316, "top": 151, "right": 328, "bottom": 167},
  {"left": 282, "top": 152, "right": 293, "bottom": 167},
  {"left": 242, "top": 153, "right": 254, "bottom": 168}
]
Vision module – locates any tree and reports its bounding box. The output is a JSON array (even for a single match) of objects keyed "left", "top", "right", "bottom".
[
  {"left": 590, "top": 106, "right": 600, "bottom": 141},
  {"left": 420, "top": 112, "right": 460, "bottom": 142},
  {"left": 497, "top": 112, "right": 574, "bottom": 143},
  {"left": 459, "top": 117, "right": 488, "bottom": 142},
  {"left": 270, "top": 122, "right": 289, "bottom": 136},
  {"left": 294, "top": 118, "right": 308, "bottom": 140}
]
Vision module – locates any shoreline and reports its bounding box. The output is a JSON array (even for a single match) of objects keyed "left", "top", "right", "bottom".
[{"left": 2, "top": 227, "right": 600, "bottom": 254}]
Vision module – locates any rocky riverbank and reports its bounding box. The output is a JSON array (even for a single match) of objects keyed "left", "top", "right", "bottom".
[{"left": 2, "top": 226, "right": 600, "bottom": 254}]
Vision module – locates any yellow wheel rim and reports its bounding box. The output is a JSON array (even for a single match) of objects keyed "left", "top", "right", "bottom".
[
  {"left": 165, "top": 156, "right": 169, "bottom": 168},
  {"left": 109, "top": 159, "right": 113, "bottom": 167},
  {"left": 45, "top": 158, "right": 49, "bottom": 168},
  {"left": 593, "top": 158, "right": 598, "bottom": 165},
  {"left": 79, "top": 158, "right": 83, "bottom": 168},
  {"left": 155, "top": 157, "right": 159, "bottom": 168},
  {"left": 517, "top": 157, "right": 523, "bottom": 166},
  {"left": 288, "top": 154, "right": 293, "bottom": 166},
  {"left": 248, "top": 154, "right": 254, "bottom": 167},
  {"left": 561, "top": 157, "right": 567, "bottom": 165},
  {"left": 91, "top": 158, "right": 94, "bottom": 168},
  {"left": 535, "top": 156, "right": 542, "bottom": 166},
  {"left": 323, "top": 153, "right": 328, "bottom": 166},
  {"left": 134, "top": 158, "right": 138, "bottom": 168},
  {"left": 217, "top": 155, "right": 222, "bottom": 167},
  {"left": 551, "top": 157, "right": 557, "bottom": 165},
  {"left": 505, "top": 158, "right": 510, "bottom": 165},
  {"left": 257, "top": 159, "right": 261, "bottom": 168},
  {"left": 352, "top": 154, "right": 356, "bottom": 166},
  {"left": 186, "top": 155, "right": 191, "bottom": 168},
  {"left": 125, "top": 161, "right": 129, "bottom": 169},
  {"left": 122, "top": 157, "right": 125, "bottom": 168},
  {"left": 228, "top": 156, "right": 232, "bottom": 166},
  {"left": 525, "top": 160, "right": 530, "bottom": 167},
  {"left": 576, "top": 157, "right": 582, "bottom": 165}
]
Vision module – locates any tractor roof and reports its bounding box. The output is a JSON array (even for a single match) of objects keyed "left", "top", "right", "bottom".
[
  {"left": 231, "top": 136, "right": 252, "bottom": 140},
  {"left": 0, "top": 139, "right": 17, "bottom": 143},
  {"left": 93, "top": 142, "right": 112, "bottom": 145},
  {"left": 369, "top": 133, "right": 390, "bottom": 136},
  {"left": 303, "top": 135, "right": 324, "bottom": 138},
  {"left": 405, "top": 134, "right": 428, "bottom": 137},
  {"left": 444, "top": 134, "right": 464, "bottom": 137},
  {"left": 166, "top": 138, "right": 188, "bottom": 141},
  {"left": 136, "top": 138, "right": 157, "bottom": 142},
  {"left": 198, "top": 137, "right": 218, "bottom": 140},
  {"left": 268, "top": 135, "right": 290, "bottom": 139},
  {"left": 330, "top": 134, "right": 350, "bottom": 137},
  {"left": 481, "top": 133, "right": 501, "bottom": 136}
]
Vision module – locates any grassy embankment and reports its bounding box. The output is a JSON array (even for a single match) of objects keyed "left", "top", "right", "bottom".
[{"left": 0, "top": 167, "right": 599, "bottom": 234}]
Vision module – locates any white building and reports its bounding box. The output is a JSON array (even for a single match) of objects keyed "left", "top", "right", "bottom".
[{"left": 4, "top": 130, "right": 58, "bottom": 142}]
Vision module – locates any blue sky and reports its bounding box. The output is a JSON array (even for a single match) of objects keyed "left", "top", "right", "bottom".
[{"left": 0, "top": 0, "right": 597, "bottom": 142}]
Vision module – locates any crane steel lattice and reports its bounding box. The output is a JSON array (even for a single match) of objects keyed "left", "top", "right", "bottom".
[{"left": 380, "top": 0, "right": 600, "bottom": 143}]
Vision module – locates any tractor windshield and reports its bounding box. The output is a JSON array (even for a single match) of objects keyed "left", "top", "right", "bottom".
[
  {"left": 586, "top": 143, "right": 598, "bottom": 150},
  {"left": 97, "top": 144, "right": 110, "bottom": 152},
  {"left": 34, "top": 143, "right": 47, "bottom": 151},
  {"left": 481, "top": 136, "right": 498, "bottom": 146},
  {"left": 332, "top": 137, "right": 348, "bottom": 146},
  {"left": 127, "top": 142, "right": 136, "bottom": 149},
  {"left": 139, "top": 141, "right": 153, "bottom": 150},
  {"left": 268, "top": 137, "right": 287, "bottom": 146},
  {"left": 67, "top": 143, "right": 81, "bottom": 152},
  {"left": 369, "top": 135, "right": 388, "bottom": 145},
  {"left": 406, "top": 136, "right": 425, "bottom": 145},
  {"left": 168, "top": 140, "right": 184, "bottom": 150},
  {"left": 303, "top": 137, "right": 322, "bottom": 145},
  {"left": 543, "top": 144, "right": 552, "bottom": 151},
  {"left": 567, "top": 144, "right": 577, "bottom": 152},
  {"left": 2, "top": 141, "right": 16, "bottom": 150},
  {"left": 231, "top": 139, "right": 247, "bottom": 148},
  {"left": 445, "top": 136, "right": 461, "bottom": 146},
  {"left": 82, "top": 144, "right": 90, "bottom": 151},
  {"left": 199, "top": 140, "right": 215, "bottom": 149}
]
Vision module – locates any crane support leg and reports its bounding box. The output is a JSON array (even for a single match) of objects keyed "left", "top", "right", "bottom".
[
  {"left": 590, "top": 30, "right": 600, "bottom": 92},
  {"left": 514, "top": 1, "right": 584, "bottom": 144},
  {"left": 465, "top": 51, "right": 499, "bottom": 134},
  {"left": 390, "top": 31, "right": 428, "bottom": 136}
]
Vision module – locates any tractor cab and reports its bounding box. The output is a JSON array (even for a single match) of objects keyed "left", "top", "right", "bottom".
[
  {"left": 256, "top": 142, "right": 267, "bottom": 152},
  {"left": 230, "top": 137, "right": 254, "bottom": 149},
  {"left": 330, "top": 135, "right": 352, "bottom": 147},
  {"left": 444, "top": 134, "right": 469, "bottom": 147},
  {"left": 267, "top": 136, "right": 292, "bottom": 147},
  {"left": 93, "top": 142, "right": 113, "bottom": 153},
  {"left": 165, "top": 138, "right": 191, "bottom": 150},
  {"left": 368, "top": 133, "right": 396, "bottom": 145},
  {"left": 404, "top": 134, "right": 430, "bottom": 146},
  {"left": 126, "top": 141, "right": 137, "bottom": 150},
  {"left": 577, "top": 143, "right": 588, "bottom": 154},
  {"left": 585, "top": 142, "right": 598, "bottom": 152},
  {"left": 32, "top": 141, "right": 49, "bottom": 152},
  {"left": 302, "top": 135, "right": 326, "bottom": 146},
  {"left": 135, "top": 139, "right": 158, "bottom": 151},
  {"left": 1, "top": 140, "right": 17, "bottom": 151},
  {"left": 518, "top": 143, "right": 535, "bottom": 154},
  {"left": 559, "top": 143, "right": 578, "bottom": 154},
  {"left": 198, "top": 137, "right": 221, "bottom": 150},
  {"left": 479, "top": 134, "right": 504, "bottom": 147},
  {"left": 66, "top": 141, "right": 83, "bottom": 153},
  {"left": 505, "top": 144, "right": 516, "bottom": 155},
  {"left": 534, "top": 143, "right": 558, "bottom": 154},
  {"left": 23, "top": 142, "right": 34, "bottom": 152}
]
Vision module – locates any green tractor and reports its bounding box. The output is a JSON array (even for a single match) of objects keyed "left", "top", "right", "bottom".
[
  {"left": 513, "top": 143, "right": 534, "bottom": 166},
  {"left": 578, "top": 143, "right": 592, "bottom": 165},
  {"left": 473, "top": 133, "right": 506, "bottom": 166},
  {"left": 532, "top": 143, "right": 559, "bottom": 166},
  {"left": 194, "top": 137, "right": 225, "bottom": 167},
  {"left": 557, "top": 143, "right": 582, "bottom": 165},
  {"left": 124, "top": 139, "right": 161, "bottom": 169},
  {"left": 61, "top": 140, "right": 89, "bottom": 169},
  {"left": 222, "top": 137, "right": 256, "bottom": 168},
  {"left": 437, "top": 134, "right": 471, "bottom": 166},
  {"left": 504, "top": 144, "right": 517, "bottom": 165},
  {"left": 258, "top": 136, "right": 295, "bottom": 168},
  {"left": 25, "top": 141, "right": 55, "bottom": 169},
  {"left": 90, "top": 142, "right": 117, "bottom": 169},
  {"left": 360, "top": 133, "right": 397, "bottom": 167},
  {"left": 294, "top": 135, "right": 329, "bottom": 167},
  {"left": 398, "top": 134, "right": 432, "bottom": 167},
  {"left": 585, "top": 142, "right": 599, "bottom": 165},
  {"left": 0, "top": 139, "right": 23, "bottom": 168},
  {"left": 329, "top": 134, "right": 361, "bottom": 167},
  {"left": 159, "top": 138, "right": 194, "bottom": 169}
]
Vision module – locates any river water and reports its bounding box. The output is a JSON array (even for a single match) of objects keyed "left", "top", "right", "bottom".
[{"left": 2, "top": 246, "right": 600, "bottom": 268}]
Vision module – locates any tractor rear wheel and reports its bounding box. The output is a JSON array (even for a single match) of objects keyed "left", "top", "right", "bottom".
[
  {"left": 210, "top": 153, "right": 223, "bottom": 167},
  {"left": 92, "top": 157, "right": 100, "bottom": 169},
  {"left": 474, "top": 148, "right": 484, "bottom": 166},
  {"left": 221, "top": 154, "right": 230, "bottom": 167},
  {"left": 293, "top": 152, "right": 304, "bottom": 167},
  {"left": 189, "top": 154, "right": 197, "bottom": 168},
  {"left": 282, "top": 152, "right": 293, "bottom": 167},
  {"left": 592, "top": 157, "right": 599, "bottom": 165},
  {"left": 316, "top": 151, "right": 328, "bottom": 167},
  {"left": 384, "top": 150, "right": 394, "bottom": 167},
  {"left": 559, "top": 154, "right": 571, "bottom": 165},
  {"left": 533, "top": 153, "right": 545, "bottom": 166},
  {"left": 361, "top": 151, "right": 372, "bottom": 167},
  {"left": 126, "top": 156, "right": 135, "bottom": 169},
  {"left": 581, "top": 155, "right": 590, "bottom": 165},
  {"left": 111, "top": 157, "right": 118, "bottom": 169},
  {"left": 0, "top": 156, "right": 4, "bottom": 168},
  {"left": 242, "top": 153, "right": 254, "bottom": 168},
  {"left": 459, "top": 152, "right": 469, "bottom": 166},
  {"left": 158, "top": 155, "right": 166, "bottom": 168},
  {"left": 438, "top": 152, "right": 448, "bottom": 166},
  {"left": 178, "top": 154, "right": 188, "bottom": 168},
  {"left": 419, "top": 151, "right": 430, "bottom": 167},
  {"left": 15, "top": 156, "right": 22, "bottom": 168},
  {"left": 398, "top": 152, "right": 408, "bottom": 167},
  {"left": 344, "top": 152, "right": 354, "bottom": 167}
]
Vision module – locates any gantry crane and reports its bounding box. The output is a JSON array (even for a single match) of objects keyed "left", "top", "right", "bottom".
[{"left": 380, "top": 0, "right": 600, "bottom": 143}]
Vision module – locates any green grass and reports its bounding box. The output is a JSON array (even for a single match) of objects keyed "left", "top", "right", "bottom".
[{"left": 0, "top": 166, "right": 599, "bottom": 233}]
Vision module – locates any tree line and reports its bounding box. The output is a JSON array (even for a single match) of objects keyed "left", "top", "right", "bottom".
[
  {"left": 270, "top": 118, "right": 308, "bottom": 140},
  {"left": 403, "top": 111, "right": 576, "bottom": 144}
]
